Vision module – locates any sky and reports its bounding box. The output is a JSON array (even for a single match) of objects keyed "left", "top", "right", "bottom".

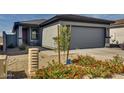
[{"left": 1, "top": 14, "right": 124, "bottom": 36}]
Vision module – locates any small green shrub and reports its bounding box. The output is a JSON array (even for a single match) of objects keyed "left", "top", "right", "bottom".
[
  {"left": 110, "top": 55, "right": 124, "bottom": 63},
  {"left": 72, "top": 55, "right": 96, "bottom": 66},
  {"left": 19, "top": 44, "right": 27, "bottom": 50}
]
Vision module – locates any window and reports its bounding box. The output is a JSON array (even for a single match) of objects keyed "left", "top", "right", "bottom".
[{"left": 31, "top": 28, "right": 38, "bottom": 40}]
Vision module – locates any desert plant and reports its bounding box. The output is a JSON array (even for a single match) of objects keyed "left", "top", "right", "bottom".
[
  {"left": 116, "top": 40, "right": 119, "bottom": 45},
  {"left": 72, "top": 55, "right": 97, "bottom": 66},
  {"left": 110, "top": 55, "right": 124, "bottom": 63},
  {"left": 111, "top": 39, "right": 116, "bottom": 43}
]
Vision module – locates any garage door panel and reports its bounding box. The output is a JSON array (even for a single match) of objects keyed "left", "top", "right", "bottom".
[{"left": 71, "top": 26, "right": 105, "bottom": 49}]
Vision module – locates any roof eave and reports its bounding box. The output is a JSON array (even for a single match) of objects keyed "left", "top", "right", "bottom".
[
  {"left": 110, "top": 24, "right": 124, "bottom": 28},
  {"left": 40, "top": 15, "right": 114, "bottom": 27},
  {"left": 12, "top": 22, "right": 40, "bottom": 33}
]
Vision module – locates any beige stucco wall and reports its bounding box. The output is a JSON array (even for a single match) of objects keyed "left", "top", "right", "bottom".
[
  {"left": 110, "top": 27, "right": 124, "bottom": 44},
  {"left": 42, "top": 24, "right": 58, "bottom": 49}
]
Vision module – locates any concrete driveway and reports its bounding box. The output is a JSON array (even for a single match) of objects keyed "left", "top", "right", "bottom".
[
  {"left": 70, "top": 48, "right": 124, "bottom": 60},
  {"left": 41, "top": 48, "right": 124, "bottom": 60}
]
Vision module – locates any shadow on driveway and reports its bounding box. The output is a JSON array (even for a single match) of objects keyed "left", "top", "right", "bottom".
[{"left": 7, "top": 70, "right": 27, "bottom": 79}]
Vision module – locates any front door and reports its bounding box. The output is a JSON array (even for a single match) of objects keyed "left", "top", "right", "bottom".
[{"left": 22, "top": 28, "right": 28, "bottom": 44}]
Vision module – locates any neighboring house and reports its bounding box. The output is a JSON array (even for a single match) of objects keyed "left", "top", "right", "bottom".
[
  {"left": 12, "top": 15, "right": 113, "bottom": 49},
  {"left": 110, "top": 19, "right": 124, "bottom": 45},
  {"left": 12, "top": 19, "right": 46, "bottom": 46}
]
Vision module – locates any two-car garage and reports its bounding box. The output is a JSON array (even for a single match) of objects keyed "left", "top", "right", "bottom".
[
  {"left": 70, "top": 26, "right": 105, "bottom": 49},
  {"left": 42, "top": 24, "right": 107, "bottom": 49}
]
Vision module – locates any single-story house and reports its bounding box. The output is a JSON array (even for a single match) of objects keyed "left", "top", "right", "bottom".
[
  {"left": 12, "top": 14, "right": 114, "bottom": 49},
  {"left": 110, "top": 19, "right": 124, "bottom": 45}
]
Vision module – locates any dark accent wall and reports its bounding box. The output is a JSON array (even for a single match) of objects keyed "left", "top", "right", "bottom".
[
  {"left": 3, "top": 31, "right": 7, "bottom": 52},
  {"left": 39, "top": 27, "right": 43, "bottom": 46},
  {"left": 6, "top": 34, "right": 17, "bottom": 48},
  {"left": 27, "top": 28, "right": 30, "bottom": 45},
  {"left": 3, "top": 31, "right": 17, "bottom": 51}
]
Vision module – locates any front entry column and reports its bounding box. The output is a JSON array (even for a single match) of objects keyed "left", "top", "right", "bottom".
[
  {"left": 105, "top": 28, "right": 110, "bottom": 47},
  {"left": 18, "top": 26, "right": 23, "bottom": 46}
]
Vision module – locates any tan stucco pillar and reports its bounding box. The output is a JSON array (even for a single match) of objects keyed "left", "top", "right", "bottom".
[
  {"left": 28, "top": 48, "right": 39, "bottom": 78},
  {"left": 105, "top": 28, "right": 110, "bottom": 47}
]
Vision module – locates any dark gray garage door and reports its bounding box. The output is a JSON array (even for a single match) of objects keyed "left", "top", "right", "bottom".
[{"left": 71, "top": 26, "right": 105, "bottom": 49}]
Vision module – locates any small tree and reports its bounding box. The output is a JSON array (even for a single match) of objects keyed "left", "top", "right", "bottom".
[
  {"left": 65, "top": 26, "right": 71, "bottom": 61},
  {"left": 53, "top": 25, "right": 71, "bottom": 63}
]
